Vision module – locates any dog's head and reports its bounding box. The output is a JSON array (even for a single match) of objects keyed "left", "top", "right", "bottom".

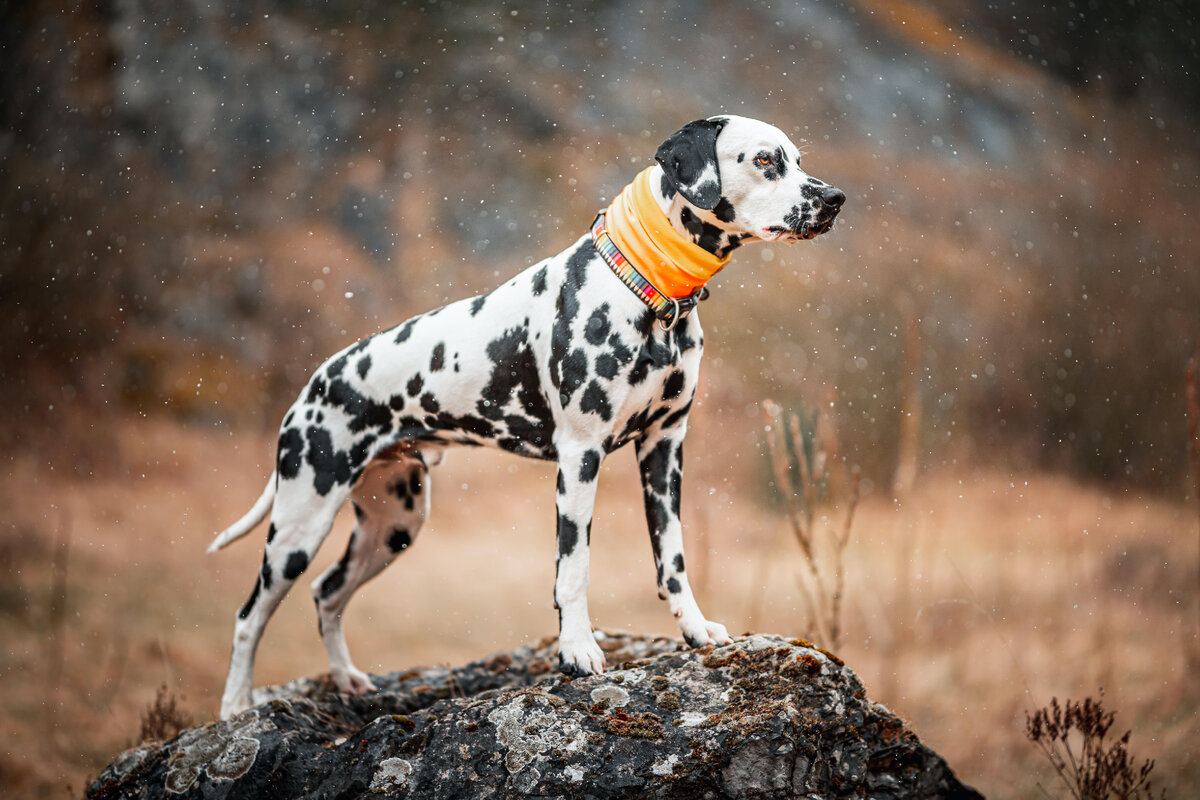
[{"left": 655, "top": 115, "right": 844, "bottom": 244}]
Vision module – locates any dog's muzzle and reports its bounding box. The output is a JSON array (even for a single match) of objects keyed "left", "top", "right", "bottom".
[{"left": 802, "top": 185, "right": 845, "bottom": 238}]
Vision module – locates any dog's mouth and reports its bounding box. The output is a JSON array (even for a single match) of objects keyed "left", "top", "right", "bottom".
[{"left": 766, "top": 215, "right": 838, "bottom": 241}]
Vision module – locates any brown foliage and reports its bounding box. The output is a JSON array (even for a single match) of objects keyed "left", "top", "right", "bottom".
[
  {"left": 139, "top": 686, "right": 193, "bottom": 745},
  {"left": 1026, "top": 693, "right": 1164, "bottom": 800}
]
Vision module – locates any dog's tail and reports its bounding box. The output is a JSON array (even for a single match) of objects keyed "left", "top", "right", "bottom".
[{"left": 208, "top": 473, "right": 276, "bottom": 553}]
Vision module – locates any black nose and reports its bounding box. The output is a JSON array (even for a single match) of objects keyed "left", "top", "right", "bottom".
[{"left": 820, "top": 186, "right": 846, "bottom": 209}]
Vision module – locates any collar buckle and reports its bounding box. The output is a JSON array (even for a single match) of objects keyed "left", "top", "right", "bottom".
[
  {"left": 657, "top": 285, "right": 709, "bottom": 331},
  {"left": 592, "top": 209, "right": 712, "bottom": 333}
]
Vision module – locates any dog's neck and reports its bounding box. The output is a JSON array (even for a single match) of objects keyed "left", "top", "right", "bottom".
[{"left": 649, "top": 165, "right": 751, "bottom": 260}]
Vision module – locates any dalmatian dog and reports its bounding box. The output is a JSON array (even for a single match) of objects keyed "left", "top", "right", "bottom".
[{"left": 209, "top": 114, "right": 845, "bottom": 720}]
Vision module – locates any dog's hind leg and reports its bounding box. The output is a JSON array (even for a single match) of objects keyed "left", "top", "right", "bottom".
[
  {"left": 219, "top": 480, "right": 349, "bottom": 720},
  {"left": 310, "top": 456, "right": 430, "bottom": 696}
]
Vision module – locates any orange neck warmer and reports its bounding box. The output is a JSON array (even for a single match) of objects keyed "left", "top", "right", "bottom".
[{"left": 603, "top": 167, "right": 731, "bottom": 298}]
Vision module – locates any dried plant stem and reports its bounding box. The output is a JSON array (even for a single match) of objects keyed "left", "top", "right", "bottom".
[
  {"left": 829, "top": 472, "right": 861, "bottom": 649},
  {"left": 763, "top": 401, "right": 831, "bottom": 644},
  {"left": 762, "top": 398, "right": 858, "bottom": 650}
]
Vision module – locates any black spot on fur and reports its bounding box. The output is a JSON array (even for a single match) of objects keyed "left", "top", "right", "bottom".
[
  {"left": 389, "top": 394, "right": 406, "bottom": 411},
  {"left": 784, "top": 204, "right": 813, "bottom": 232},
  {"left": 629, "top": 329, "right": 672, "bottom": 386},
  {"left": 407, "top": 374, "right": 424, "bottom": 397},
  {"left": 408, "top": 469, "right": 422, "bottom": 496},
  {"left": 278, "top": 428, "right": 304, "bottom": 478},
  {"left": 584, "top": 304, "right": 611, "bottom": 347},
  {"left": 320, "top": 533, "right": 357, "bottom": 600},
  {"left": 557, "top": 470, "right": 566, "bottom": 495},
  {"left": 717, "top": 233, "right": 750, "bottom": 260},
  {"left": 477, "top": 327, "right": 554, "bottom": 452},
  {"left": 393, "top": 319, "right": 416, "bottom": 344},
  {"left": 238, "top": 579, "right": 260, "bottom": 620},
  {"left": 260, "top": 556, "right": 273, "bottom": 590},
  {"left": 662, "top": 370, "right": 686, "bottom": 401},
  {"left": 306, "top": 377, "right": 327, "bottom": 404},
  {"left": 557, "top": 517, "right": 579, "bottom": 558},
  {"left": 430, "top": 343, "right": 446, "bottom": 372},
  {"left": 319, "top": 567, "right": 345, "bottom": 600},
  {"left": 559, "top": 349, "right": 588, "bottom": 404},
  {"left": 327, "top": 378, "right": 393, "bottom": 434},
  {"left": 531, "top": 265, "right": 549, "bottom": 295},
  {"left": 580, "top": 381, "right": 612, "bottom": 421},
  {"left": 267, "top": 522, "right": 277, "bottom": 543},
  {"left": 595, "top": 352, "right": 619, "bottom": 379},
  {"left": 712, "top": 196, "right": 736, "bottom": 223},
  {"left": 326, "top": 353, "right": 349, "bottom": 379},
  {"left": 550, "top": 242, "right": 591, "bottom": 393},
  {"left": 305, "top": 425, "right": 351, "bottom": 495},
  {"left": 283, "top": 550, "right": 310, "bottom": 580},
  {"left": 388, "top": 527, "right": 411, "bottom": 553},
  {"left": 470, "top": 295, "right": 487, "bottom": 316},
  {"left": 640, "top": 437, "right": 673, "bottom": 497},
  {"left": 420, "top": 393, "right": 440, "bottom": 414},
  {"left": 697, "top": 222, "right": 724, "bottom": 254},
  {"left": 428, "top": 410, "right": 499, "bottom": 440},
  {"left": 607, "top": 333, "right": 633, "bottom": 365},
  {"left": 737, "top": 152, "right": 745, "bottom": 163},
  {"left": 673, "top": 553, "right": 685, "bottom": 573},
  {"left": 643, "top": 494, "right": 669, "bottom": 542},
  {"left": 661, "top": 399, "right": 694, "bottom": 432},
  {"left": 666, "top": 576, "right": 681, "bottom": 594},
  {"left": 356, "top": 355, "right": 372, "bottom": 380},
  {"left": 579, "top": 450, "right": 601, "bottom": 483}
]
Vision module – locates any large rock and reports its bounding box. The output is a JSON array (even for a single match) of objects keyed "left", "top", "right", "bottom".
[{"left": 87, "top": 634, "right": 982, "bottom": 799}]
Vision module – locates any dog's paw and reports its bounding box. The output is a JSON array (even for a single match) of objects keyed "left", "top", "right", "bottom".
[
  {"left": 219, "top": 692, "right": 254, "bottom": 721},
  {"left": 558, "top": 633, "right": 606, "bottom": 677},
  {"left": 680, "top": 617, "right": 733, "bottom": 649},
  {"left": 332, "top": 666, "right": 378, "bottom": 696}
]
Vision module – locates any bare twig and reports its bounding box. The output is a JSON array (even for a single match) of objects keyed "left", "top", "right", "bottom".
[
  {"left": 762, "top": 397, "right": 859, "bottom": 650},
  {"left": 829, "top": 471, "right": 861, "bottom": 648},
  {"left": 763, "top": 400, "right": 829, "bottom": 643}
]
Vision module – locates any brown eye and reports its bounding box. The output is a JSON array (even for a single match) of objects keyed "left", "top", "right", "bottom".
[{"left": 755, "top": 155, "right": 772, "bottom": 166}]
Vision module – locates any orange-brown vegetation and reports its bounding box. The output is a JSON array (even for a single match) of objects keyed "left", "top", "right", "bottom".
[{"left": 1, "top": 411, "right": 1197, "bottom": 797}]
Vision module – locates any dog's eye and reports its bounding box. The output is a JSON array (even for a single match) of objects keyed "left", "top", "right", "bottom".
[{"left": 755, "top": 155, "right": 772, "bottom": 167}]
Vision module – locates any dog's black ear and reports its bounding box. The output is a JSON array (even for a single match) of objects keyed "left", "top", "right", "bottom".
[{"left": 655, "top": 118, "right": 726, "bottom": 211}]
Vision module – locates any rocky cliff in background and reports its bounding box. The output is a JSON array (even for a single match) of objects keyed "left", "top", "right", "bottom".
[
  {"left": 4, "top": 0, "right": 1198, "bottom": 484},
  {"left": 87, "top": 634, "right": 981, "bottom": 799}
]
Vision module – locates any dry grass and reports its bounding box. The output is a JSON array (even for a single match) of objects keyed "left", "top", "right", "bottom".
[{"left": 0, "top": 413, "right": 1197, "bottom": 797}]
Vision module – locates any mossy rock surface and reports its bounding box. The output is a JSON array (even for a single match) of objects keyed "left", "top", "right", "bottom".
[{"left": 87, "top": 633, "right": 983, "bottom": 799}]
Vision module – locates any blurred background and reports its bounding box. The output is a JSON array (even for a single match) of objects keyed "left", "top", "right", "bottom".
[{"left": 2, "top": 0, "right": 1198, "bottom": 796}]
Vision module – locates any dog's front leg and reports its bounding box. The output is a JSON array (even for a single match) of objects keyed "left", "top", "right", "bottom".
[
  {"left": 554, "top": 446, "right": 606, "bottom": 676},
  {"left": 636, "top": 431, "right": 733, "bottom": 649}
]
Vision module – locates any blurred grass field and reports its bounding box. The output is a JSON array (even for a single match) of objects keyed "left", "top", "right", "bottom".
[{"left": 2, "top": 412, "right": 1196, "bottom": 798}]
